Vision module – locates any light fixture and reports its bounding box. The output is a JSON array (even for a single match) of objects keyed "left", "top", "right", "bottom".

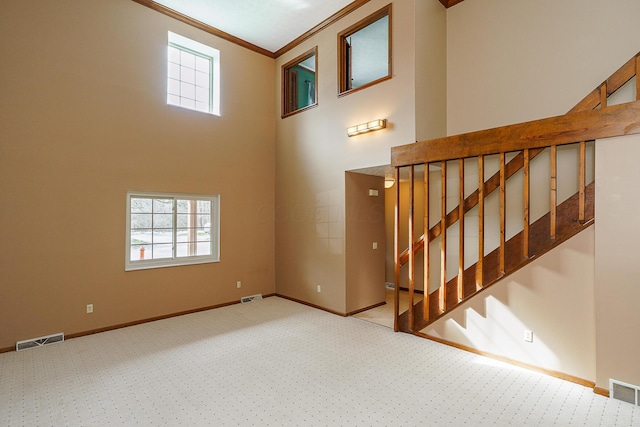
[
  {"left": 346, "top": 119, "right": 387, "bottom": 137},
  {"left": 384, "top": 176, "right": 395, "bottom": 188}
]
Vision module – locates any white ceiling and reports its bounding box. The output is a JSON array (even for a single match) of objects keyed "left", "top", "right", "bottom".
[{"left": 153, "top": 0, "right": 355, "bottom": 53}]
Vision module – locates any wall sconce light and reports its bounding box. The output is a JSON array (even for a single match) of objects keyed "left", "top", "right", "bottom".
[
  {"left": 384, "top": 176, "right": 395, "bottom": 189},
  {"left": 346, "top": 119, "right": 387, "bottom": 137}
]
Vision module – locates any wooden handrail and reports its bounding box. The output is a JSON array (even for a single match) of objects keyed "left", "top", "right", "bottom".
[{"left": 392, "top": 101, "right": 640, "bottom": 166}]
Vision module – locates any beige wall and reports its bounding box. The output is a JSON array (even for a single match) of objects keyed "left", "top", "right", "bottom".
[
  {"left": 275, "top": 0, "right": 427, "bottom": 314},
  {"left": 423, "top": 228, "right": 597, "bottom": 380},
  {"left": 595, "top": 134, "right": 640, "bottom": 390},
  {"left": 0, "top": 0, "right": 276, "bottom": 349},
  {"left": 447, "top": 0, "right": 640, "bottom": 135},
  {"left": 345, "top": 173, "right": 386, "bottom": 313}
]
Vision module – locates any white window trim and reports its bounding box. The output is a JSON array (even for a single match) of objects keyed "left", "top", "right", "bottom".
[
  {"left": 125, "top": 191, "right": 220, "bottom": 271},
  {"left": 168, "top": 31, "right": 221, "bottom": 116}
]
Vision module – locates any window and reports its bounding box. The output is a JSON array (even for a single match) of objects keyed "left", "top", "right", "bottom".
[
  {"left": 282, "top": 47, "right": 318, "bottom": 117},
  {"left": 167, "top": 32, "right": 220, "bottom": 115},
  {"left": 126, "top": 191, "right": 220, "bottom": 271},
  {"left": 338, "top": 5, "right": 392, "bottom": 96}
]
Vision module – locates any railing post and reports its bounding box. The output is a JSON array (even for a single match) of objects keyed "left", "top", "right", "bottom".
[
  {"left": 393, "top": 166, "right": 401, "bottom": 332},
  {"left": 423, "top": 163, "right": 430, "bottom": 323},
  {"left": 408, "top": 166, "right": 415, "bottom": 332},
  {"left": 499, "top": 152, "right": 506, "bottom": 275},
  {"left": 550, "top": 145, "right": 557, "bottom": 240},
  {"left": 439, "top": 161, "right": 447, "bottom": 313},
  {"left": 476, "top": 155, "right": 484, "bottom": 291},
  {"left": 458, "top": 159, "right": 464, "bottom": 302},
  {"left": 523, "top": 149, "right": 530, "bottom": 258}
]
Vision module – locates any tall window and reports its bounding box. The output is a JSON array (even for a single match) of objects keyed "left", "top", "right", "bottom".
[
  {"left": 282, "top": 47, "right": 318, "bottom": 117},
  {"left": 126, "top": 191, "right": 220, "bottom": 271},
  {"left": 338, "top": 5, "right": 392, "bottom": 96},
  {"left": 167, "top": 32, "right": 220, "bottom": 115}
]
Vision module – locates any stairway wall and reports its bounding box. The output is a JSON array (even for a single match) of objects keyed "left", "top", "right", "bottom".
[{"left": 422, "top": 227, "right": 596, "bottom": 381}]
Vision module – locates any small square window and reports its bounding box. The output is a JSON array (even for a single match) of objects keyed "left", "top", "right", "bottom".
[{"left": 167, "top": 32, "right": 220, "bottom": 116}]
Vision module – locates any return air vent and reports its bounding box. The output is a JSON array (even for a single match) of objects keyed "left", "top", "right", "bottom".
[
  {"left": 16, "top": 333, "right": 64, "bottom": 351},
  {"left": 610, "top": 379, "right": 640, "bottom": 406},
  {"left": 240, "top": 294, "right": 263, "bottom": 304}
]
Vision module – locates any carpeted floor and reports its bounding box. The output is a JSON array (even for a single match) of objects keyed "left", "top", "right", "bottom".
[{"left": 0, "top": 296, "right": 637, "bottom": 426}]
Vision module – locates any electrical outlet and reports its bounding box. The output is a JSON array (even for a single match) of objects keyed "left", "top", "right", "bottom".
[
  {"left": 236, "top": 281, "right": 241, "bottom": 289},
  {"left": 373, "top": 242, "right": 378, "bottom": 250},
  {"left": 524, "top": 330, "right": 533, "bottom": 343},
  {"left": 316, "top": 285, "right": 321, "bottom": 293},
  {"left": 86, "top": 304, "right": 93, "bottom": 314}
]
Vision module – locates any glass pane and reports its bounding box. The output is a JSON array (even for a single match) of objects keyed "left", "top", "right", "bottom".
[
  {"left": 196, "top": 102, "right": 209, "bottom": 112},
  {"left": 181, "top": 82, "right": 195, "bottom": 100},
  {"left": 168, "top": 78, "right": 180, "bottom": 96},
  {"left": 176, "top": 200, "right": 190, "bottom": 213},
  {"left": 131, "top": 198, "right": 152, "bottom": 213},
  {"left": 168, "top": 94, "right": 180, "bottom": 106},
  {"left": 168, "top": 62, "right": 180, "bottom": 80},
  {"left": 346, "top": 14, "right": 389, "bottom": 90},
  {"left": 153, "top": 199, "right": 173, "bottom": 213},
  {"left": 196, "top": 71, "right": 209, "bottom": 88},
  {"left": 197, "top": 232, "right": 210, "bottom": 242},
  {"left": 176, "top": 243, "right": 189, "bottom": 258},
  {"left": 168, "top": 46, "right": 181, "bottom": 63},
  {"left": 130, "top": 214, "right": 152, "bottom": 230},
  {"left": 180, "top": 50, "right": 195, "bottom": 68},
  {"left": 176, "top": 228, "right": 192, "bottom": 243},
  {"left": 197, "top": 241, "right": 212, "bottom": 256},
  {"left": 176, "top": 213, "right": 189, "bottom": 228},
  {"left": 181, "top": 65, "right": 195, "bottom": 84},
  {"left": 181, "top": 98, "right": 196, "bottom": 109},
  {"left": 153, "top": 214, "right": 173, "bottom": 229},
  {"left": 195, "top": 56, "right": 210, "bottom": 73},
  {"left": 197, "top": 200, "right": 211, "bottom": 213},
  {"left": 283, "top": 50, "right": 316, "bottom": 115},
  {"left": 151, "top": 243, "right": 173, "bottom": 260},
  {"left": 196, "top": 86, "right": 209, "bottom": 103}
]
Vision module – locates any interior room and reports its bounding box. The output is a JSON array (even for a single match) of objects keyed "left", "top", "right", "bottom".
[{"left": 2, "top": 0, "right": 640, "bottom": 424}]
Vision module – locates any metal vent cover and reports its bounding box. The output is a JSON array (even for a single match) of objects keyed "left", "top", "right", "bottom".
[
  {"left": 16, "top": 333, "right": 64, "bottom": 351},
  {"left": 611, "top": 379, "right": 640, "bottom": 406},
  {"left": 240, "top": 294, "right": 263, "bottom": 304}
]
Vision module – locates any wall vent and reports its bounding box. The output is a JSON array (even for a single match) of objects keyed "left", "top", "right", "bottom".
[
  {"left": 385, "top": 282, "right": 395, "bottom": 289},
  {"left": 16, "top": 333, "right": 64, "bottom": 351},
  {"left": 240, "top": 294, "right": 263, "bottom": 304},
  {"left": 610, "top": 379, "right": 640, "bottom": 406}
]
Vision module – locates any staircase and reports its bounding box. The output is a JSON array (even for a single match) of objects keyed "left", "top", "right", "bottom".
[{"left": 391, "top": 52, "right": 640, "bottom": 334}]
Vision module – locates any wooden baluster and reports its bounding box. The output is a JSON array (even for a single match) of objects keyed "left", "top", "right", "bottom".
[
  {"left": 600, "top": 82, "right": 607, "bottom": 108},
  {"left": 476, "top": 156, "right": 484, "bottom": 291},
  {"left": 579, "top": 142, "right": 586, "bottom": 223},
  {"left": 499, "top": 152, "right": 506, "bottom": 275},
  {"left": 393, "top": 166, "right": 401, "bottom": 332},
  {"left": 458, "top": 158, "right": 464, "bottom": 302},
  {"left": 550, "top": 145, "right": 557, "bottom": 240},
  {"left": 423, "top": 163, "right": 430, "bottom": 323},
  {"left": 523, "top": 149, "right": 530, "bottom": 259},
  {"left": 408, "top": 166, "right": 415, "bottom": 332},
  {"left": 440, "top": 161, "right": 447, "bottom": 313}
]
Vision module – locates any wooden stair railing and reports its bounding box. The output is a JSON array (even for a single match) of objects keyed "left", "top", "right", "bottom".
[{"left": 392, "top": 51, "right": 640, "bottom": 333}]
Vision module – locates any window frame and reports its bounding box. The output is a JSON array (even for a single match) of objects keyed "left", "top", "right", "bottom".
[
  {"left": 281, "top": 46, "right": 318, "bottom": 118},
  {"left": 167, "top": 31, "right": 221, "bottom": 116},
  {"left": 337, "top": 4, "right": 392, "bottom": 97},
  {"left": 125, "top": 191, "right": 220, "bottom": 271}
]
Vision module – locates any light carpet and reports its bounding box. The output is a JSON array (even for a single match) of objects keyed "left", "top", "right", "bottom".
[{"left": 0, "top": 297, "right": 638, "bottom": 426}]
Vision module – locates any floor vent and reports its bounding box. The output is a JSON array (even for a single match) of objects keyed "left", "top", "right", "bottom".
[
  {"left": 240, "top": 294, "right": 263, "bottom": 304},
  {"left": 16, "top": 333, "right": 64, "bottom": 351},
  {"left": 611, "top": 379, "right": 640, "bottom": 406},
  {"left": 385, "top": 282, "right": 395, "bottom": 290}
]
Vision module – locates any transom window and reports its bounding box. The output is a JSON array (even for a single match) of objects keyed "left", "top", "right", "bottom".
[
  {"left": 338, "top": 5, "right": 392, "bottom": 96},
  {"left": 126, "top": 191, "right": 220, "bottom": 271},
  {"left": 167, "top": 32, "right": 220, "bottom": 115}
]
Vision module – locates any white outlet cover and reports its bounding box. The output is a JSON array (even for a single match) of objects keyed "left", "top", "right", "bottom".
[{"left": 524, "top": 330, "right": 533, "bottom": 342}]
